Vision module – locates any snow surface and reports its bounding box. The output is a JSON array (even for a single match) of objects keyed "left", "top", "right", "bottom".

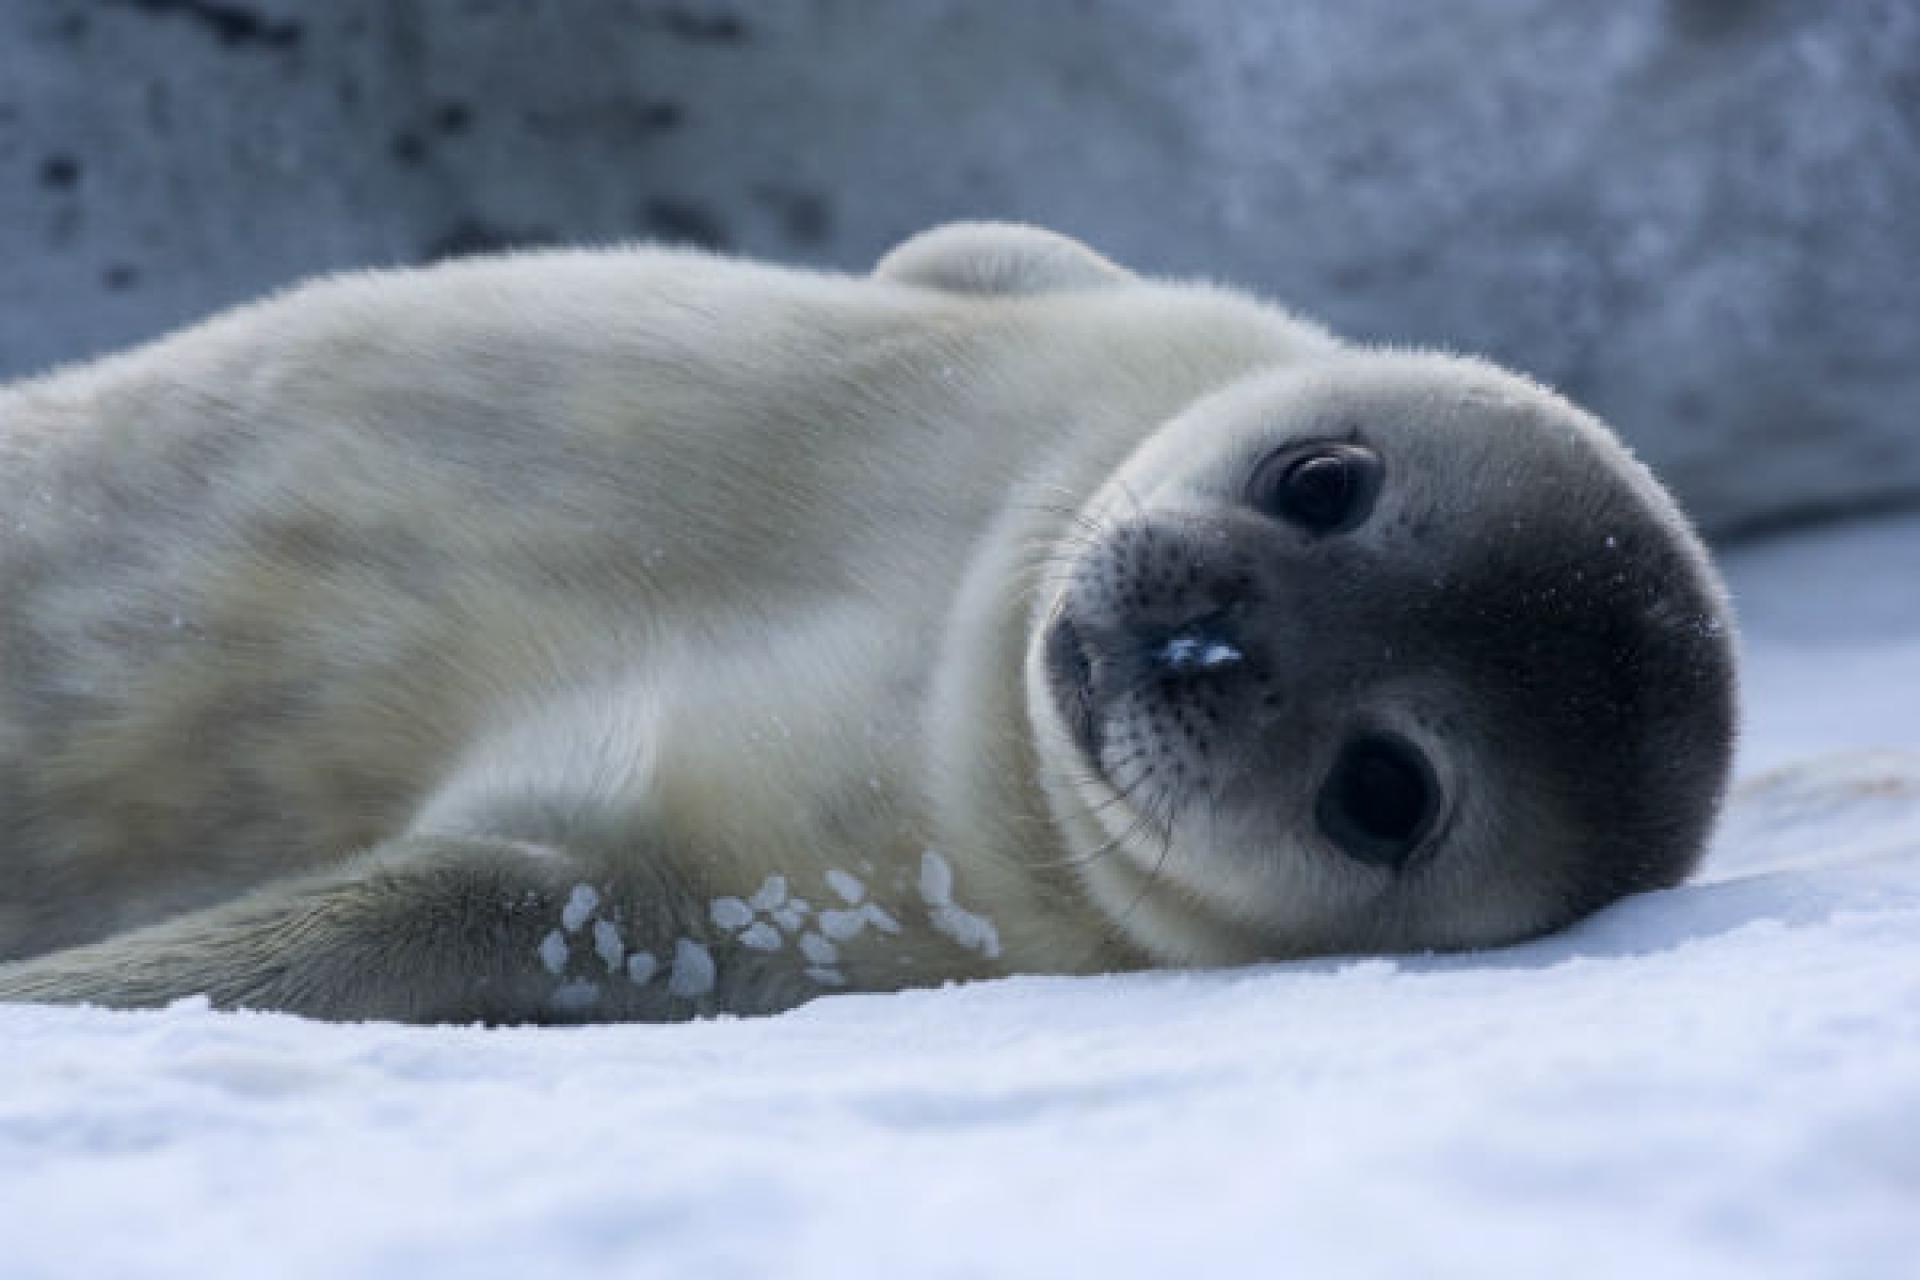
[{"left": 3, "top": 516, "right": 1919, "bottom": 1279}]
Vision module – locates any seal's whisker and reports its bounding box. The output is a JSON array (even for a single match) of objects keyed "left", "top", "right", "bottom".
[
  {"left": 1089, "top": 782, "right": 1186, "bottom": 965},
  {"left": 1038, "top": 778, "right": 1165, "bottom": 874},
  {"left": 1024, "top": 751, "right": 1165, "bottom": 871}
]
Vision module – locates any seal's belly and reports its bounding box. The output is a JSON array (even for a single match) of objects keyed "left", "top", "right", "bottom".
[
  {"left": 0, "top": 508, "right": 642, "bottom": 954},
  {"left": 412, "top": 601, "right": 941, "bottom": 910},
  {"left": 0, "top": 494, "right": 938, "bottom": 959}
]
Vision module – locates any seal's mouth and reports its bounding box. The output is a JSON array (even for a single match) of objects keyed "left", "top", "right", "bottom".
[{"left": 1043, "top": 615, "right": 1101, "bottom": 759}]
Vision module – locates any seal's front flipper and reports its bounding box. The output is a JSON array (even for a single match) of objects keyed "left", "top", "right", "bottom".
[{"left": 0, "top": 836, "right": 702, "bottom": 1023}]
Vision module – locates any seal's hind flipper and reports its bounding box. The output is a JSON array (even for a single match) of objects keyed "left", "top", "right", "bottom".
[{"left": 874, "top": 221, "right": 1132, "bottom": 296}]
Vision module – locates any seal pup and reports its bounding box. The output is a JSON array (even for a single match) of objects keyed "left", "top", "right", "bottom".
[{"left": 0, "top": 223, "right": 1737, "bottom": 1021}]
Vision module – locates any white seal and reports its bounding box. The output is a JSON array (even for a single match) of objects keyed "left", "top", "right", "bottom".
[{"left": 0, "top": 222, "right": 1735, "bottom": 1021}]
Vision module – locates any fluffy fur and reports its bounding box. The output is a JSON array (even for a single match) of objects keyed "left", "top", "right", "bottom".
[{"left": 0, "top": 223, "right": 1736, "bottom": 1021}]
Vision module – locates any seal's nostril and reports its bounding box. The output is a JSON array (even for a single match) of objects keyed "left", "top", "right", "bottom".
[
  {"left": 1150, "top": 614, "right": 1243, "bottom": 676},
  {"left": 1157, "top": 631, "right": 1241, "bottom": 673}
]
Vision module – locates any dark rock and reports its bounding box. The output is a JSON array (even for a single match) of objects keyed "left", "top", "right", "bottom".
[{"left": 3, "top": 0, "right": 1915, "bottom": 537}]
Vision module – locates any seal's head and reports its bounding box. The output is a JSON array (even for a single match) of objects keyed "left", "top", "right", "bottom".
[{"left": 1026, "top": 351, "right": 1737, "bottom": 963}]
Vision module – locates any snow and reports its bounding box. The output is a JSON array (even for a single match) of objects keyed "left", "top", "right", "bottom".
[
  {"left": 796, "top": 932, "right": 838, "bottom": 967},
  {"left": 737, "top": 921, "right": 783, "bottom": 952},
  {"left": 3, "top": 515, "right": 1919, "bottom": 1278},
  {"left": 918, "top": 849, "right": 955, "bottom": 906},
  {"left": 665, "top": 940, "right": 716, "bottom": 1000},
  {"left": 534, "top": 929, "right": 568, "bottom": 977},
  {"left": 825, "top": 868, "right": 866, "bottom": 905},
  {"left": 622, "top": 950, "right": 657, "bottom": 987},
  {"left": 747, "top": 874, "right": 789, "bottom": 912},
  {"left": 817, "top": 907, "right": 869, "bottom": 941},
  {"left": 707, "top": 896, "right": 753, "bottom": 932},
  {"left": 920, "top": 849, "right": 1003, "bottom": 958},
  {"left": 590, "top": 920, "right": 624, "bottom": 974},
  {"left": 559, "top": 884, "right": 600, "bottom": 934}
]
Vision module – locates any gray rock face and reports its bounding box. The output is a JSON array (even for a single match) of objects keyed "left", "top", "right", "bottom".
[{"left": 3, "top": 0, "right": 1916, "bottom": 535}]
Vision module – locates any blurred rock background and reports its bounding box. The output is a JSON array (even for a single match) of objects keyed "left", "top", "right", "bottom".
[{"left": 2, "top": 0, "right": 1916, "bottom": 537}]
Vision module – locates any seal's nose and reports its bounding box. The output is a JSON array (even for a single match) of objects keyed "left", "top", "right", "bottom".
[{"left": 1147, "top": 614, "right": 1244, "bottom": 676}]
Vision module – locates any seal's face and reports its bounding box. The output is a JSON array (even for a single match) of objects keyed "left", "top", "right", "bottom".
[{"left": 1025, "top": 353, "right": 1738, "bottom": 964}]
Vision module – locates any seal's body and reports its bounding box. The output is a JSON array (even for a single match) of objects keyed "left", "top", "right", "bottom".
[{"left": 0, "top": 225, "right": 1737, "bottom": 1021}]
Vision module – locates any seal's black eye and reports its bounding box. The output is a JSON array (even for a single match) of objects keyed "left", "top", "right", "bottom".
[
  {"left": 1315, "top": 735, "right": 1437, "bottom": 869},
  {"left": 1249, "top": 443, "right": 1382, "bottom": 534}
]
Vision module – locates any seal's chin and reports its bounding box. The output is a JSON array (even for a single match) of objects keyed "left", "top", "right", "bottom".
[{"left": 1042, "top": 615, "right": 1101, "bottom": 760}]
